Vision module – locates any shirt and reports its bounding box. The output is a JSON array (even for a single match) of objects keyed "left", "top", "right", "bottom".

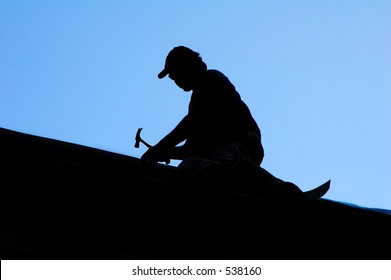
[{"left": 184, "top": 69, "right": 263, "bottom": 161}]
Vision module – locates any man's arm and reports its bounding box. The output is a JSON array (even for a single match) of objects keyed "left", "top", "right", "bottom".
[
  {"left": 155, "top": 115, "right": 189, "bottom": 148},
  {"left": 141, "top": 115, "right": 190, "bottom": 163}
]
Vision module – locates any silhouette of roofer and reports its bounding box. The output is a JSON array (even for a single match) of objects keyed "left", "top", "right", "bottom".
[
  {"left": 142, "top": 46, "right": 264, "bottom": 168},
  {"left": 142, "top": 46, "right": 308, "bottom": 201}
]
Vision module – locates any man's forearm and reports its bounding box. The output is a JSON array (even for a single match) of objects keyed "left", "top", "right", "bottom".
[
  {"left": 169, "top": 145, "right": 190, "bottom": 160},
  {"left": 156, "top": 115, "right": 189, "bottom": 148}
]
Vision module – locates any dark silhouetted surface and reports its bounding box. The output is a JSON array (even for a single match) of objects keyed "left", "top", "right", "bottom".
[{"left": 1, "top": 127, "right": 391, "bottom": 260}]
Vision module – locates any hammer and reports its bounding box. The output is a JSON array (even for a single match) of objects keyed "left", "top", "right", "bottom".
[{"left": 134, "top": 128, "right": 170, "bottom": 164}]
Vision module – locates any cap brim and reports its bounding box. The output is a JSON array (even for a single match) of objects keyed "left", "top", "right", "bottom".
[{"left": 158, "top": 69, "right": 168, "bottom": 79}]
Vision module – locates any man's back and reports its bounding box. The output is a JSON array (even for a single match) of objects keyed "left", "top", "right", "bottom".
[{"left": 186, "top": 69, "right": 263, "bottom": 163}]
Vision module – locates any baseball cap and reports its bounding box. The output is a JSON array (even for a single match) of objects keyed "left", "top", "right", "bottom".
[{"left": 158, "top": 46, "right": 200, "bottom": 79}]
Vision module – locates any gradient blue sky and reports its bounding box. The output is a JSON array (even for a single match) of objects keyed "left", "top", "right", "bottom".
[{"left": 1, "top": 1, "right": 390, "bottom": 209}]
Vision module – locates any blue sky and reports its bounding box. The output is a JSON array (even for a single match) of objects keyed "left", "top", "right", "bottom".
[{"left": 1, "top": 0, "right": 390, "bottom": 209}]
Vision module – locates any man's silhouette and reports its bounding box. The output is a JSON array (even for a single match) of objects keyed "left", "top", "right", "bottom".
[
  {"left": 142, "top": 46, "right": 263, "bottom": 168},
  {"left": 142, "top": 46, "right": 307, "bottom": 201}
]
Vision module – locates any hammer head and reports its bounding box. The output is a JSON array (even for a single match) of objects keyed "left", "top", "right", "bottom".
[{"left": 134, "top": 127, "right": 143, "bottom": 148}]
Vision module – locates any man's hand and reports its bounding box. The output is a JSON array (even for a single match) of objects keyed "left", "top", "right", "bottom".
[{"left": 141, "top": 145, "right": 171, "bottom": 165}]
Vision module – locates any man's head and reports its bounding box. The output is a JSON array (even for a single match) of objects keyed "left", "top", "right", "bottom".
[{"left": 158, "top": 46, "right": 207, "bottom": 91}]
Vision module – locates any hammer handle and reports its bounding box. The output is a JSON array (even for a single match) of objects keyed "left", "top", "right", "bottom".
[{"left": 140, "top": 138, "right": 152, "bottom": 149}]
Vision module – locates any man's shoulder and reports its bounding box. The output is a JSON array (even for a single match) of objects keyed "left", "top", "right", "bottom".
[
  {"left": 203, "top": 69, "right": 230, "bottom": 83},
  {"left": 205, "top": 69, "right": 225, "bottom": 77}
]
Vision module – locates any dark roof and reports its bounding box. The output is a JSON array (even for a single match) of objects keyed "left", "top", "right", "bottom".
[{"left": 1, "top": 127, "right": 390, "bottom": 259}]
